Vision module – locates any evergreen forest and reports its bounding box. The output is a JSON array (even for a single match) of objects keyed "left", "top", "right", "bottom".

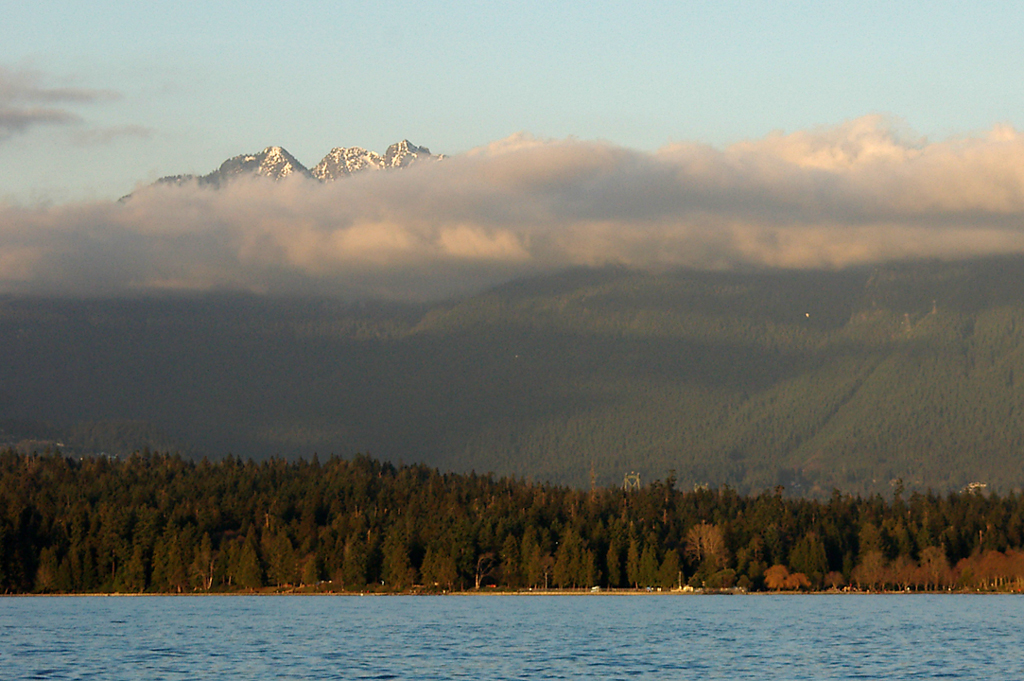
[{"left": 3, "top": 450, "right": 1024, "bottom": 595}]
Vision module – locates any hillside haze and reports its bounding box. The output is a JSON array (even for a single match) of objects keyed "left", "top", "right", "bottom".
[{"left": 4, "top": 257, "right": 1024, "bottom": 496}]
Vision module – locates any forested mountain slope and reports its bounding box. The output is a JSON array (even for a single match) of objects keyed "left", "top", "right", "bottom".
[{"left": 4, "top": 258, "right": 1024, "bottom": 495}]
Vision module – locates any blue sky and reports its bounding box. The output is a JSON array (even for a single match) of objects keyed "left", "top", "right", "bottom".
[{"left": 4, "top": 1, "right": 1024, "bottom": 202}]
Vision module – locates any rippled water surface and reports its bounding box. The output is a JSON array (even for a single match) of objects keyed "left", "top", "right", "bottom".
[{"left": 1, "top": 594, "right": 1021, "bottom": 679}]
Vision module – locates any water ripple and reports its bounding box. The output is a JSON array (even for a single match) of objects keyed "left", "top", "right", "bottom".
[{"left": 1, "top": 594, "right": 1021, "bottom": 679}]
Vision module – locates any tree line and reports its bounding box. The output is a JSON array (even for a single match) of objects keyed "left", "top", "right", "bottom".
[{"left": 2, "top": 449, "right": 1024, "bottom": 594}]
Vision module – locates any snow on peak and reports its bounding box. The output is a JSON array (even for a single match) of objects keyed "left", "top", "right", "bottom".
[
  {"left": 384, "top": 140, "right": 435, "bottom": 169},
  {"left": 213, "top": 146, "right": 311, "bottom": 183},
  {"left": 147, "top": 140, "right": 442, "bottom": 192},
  {"left": 311, "top": 146, "right": 385, "bottom": 181},
  {"left": 254, "top": 146, "right": 306, "bottom": 179},
  {"left": 311, "top": 140, "right": 443, "bottom": 181}
]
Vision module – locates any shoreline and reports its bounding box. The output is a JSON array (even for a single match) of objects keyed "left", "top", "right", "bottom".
[{"left": 2, "top": 587, "right": 1010, "bottom": 598}]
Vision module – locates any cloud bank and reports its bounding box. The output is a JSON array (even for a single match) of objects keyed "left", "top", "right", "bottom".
[{"left": 4, "top": 115, "right": 1024, "bottom": 299}]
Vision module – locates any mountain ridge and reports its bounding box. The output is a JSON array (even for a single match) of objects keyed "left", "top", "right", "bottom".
[{"left": 151, "top": 140, "right": 441, "bottom": 189}]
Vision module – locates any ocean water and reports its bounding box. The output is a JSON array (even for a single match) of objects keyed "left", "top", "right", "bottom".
[{"left": 1, "top": 594, "right": 1021, "bottom": 679}]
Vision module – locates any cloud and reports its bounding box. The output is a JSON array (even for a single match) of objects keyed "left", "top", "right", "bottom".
[
  {"left": 0, "top": 66, "right": 119, "bottom": 140},
  {"left": 5, "top": 115, "right": 1024, "bottom": 299},
  {"left": 0, "top": 107, "right": 81, "bottom": 135}
]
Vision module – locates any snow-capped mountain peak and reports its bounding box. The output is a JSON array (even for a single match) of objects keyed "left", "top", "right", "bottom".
[
  {"left": 383, "top": 140, "right": 437, "bottom": 169},
  {"left": 141, "top": 140, "right": 442, "bottom": 195},
  {"left": 312, "top": 140, "right": 443, "bottom": 181},
  {"left": 311, "top": 146, "right": 385, "bottom": 181},
  {"left": 217, "top": 146, "right": 311, "bottom": 181}
]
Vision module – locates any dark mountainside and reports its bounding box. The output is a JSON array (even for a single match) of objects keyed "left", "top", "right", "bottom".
[{"left": 5, "top": 257, "right": 1024, "bottom": 496}]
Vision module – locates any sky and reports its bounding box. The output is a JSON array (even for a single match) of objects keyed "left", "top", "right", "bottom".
[{"left": 3, "top": 2, "right": 1024, "bottom": 299}]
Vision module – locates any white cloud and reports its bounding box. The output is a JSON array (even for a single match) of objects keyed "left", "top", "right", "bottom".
[{"left": 4, "top": 115, "right": 1024, "bottom": 299}]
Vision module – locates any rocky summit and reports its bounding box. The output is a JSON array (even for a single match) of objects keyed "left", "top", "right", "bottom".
[{"left": 153, "top": 140, "right": 441, "bottom": 189}]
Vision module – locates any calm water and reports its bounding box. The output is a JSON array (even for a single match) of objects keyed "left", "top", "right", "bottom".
[{"left": 1, "top": 594, "right": 1021, "bottom": 679}]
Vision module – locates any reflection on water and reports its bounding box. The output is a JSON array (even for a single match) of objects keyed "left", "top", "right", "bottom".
[{"left": 0, "top": 594, "right": 1020, "bottom": 679}]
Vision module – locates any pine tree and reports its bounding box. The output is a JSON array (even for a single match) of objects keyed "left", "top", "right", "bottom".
[
  {"left": 605, "top": 537, "right": 623, "bottom": 588},
  {"left": 123, "top": 544, "right": 148, "bottom": 593},
  {"left": 235, "top": 531, "right": 264, "bottom": 590},
  {"left": 626, "top": 536, "right": 641, "bottom": 588},
  {"left": 381, "top": 527, "right": 415, "bottom": 590},
  {"left": 658, "top": 550, "right": 681, "bottom": 589},
  {"left": 639, "top": 544, "right": 659, "bottom": 587},
  {"left": 339, "top": 534, "right": 369, "bottom": 591},
  {"left": 34, "top": 547, "right": 59, "bottom": 593},
  {"left": 190, "top": 533, "right": 214, "bottom": 591},
  {"left": 499, "top": 534, "right": 521, "bottom": 587}
]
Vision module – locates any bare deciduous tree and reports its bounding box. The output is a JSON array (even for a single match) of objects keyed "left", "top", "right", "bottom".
[
  {"left": 917, "top": 546, "right": 949, "bottom": 590},
  {"left": 685, "top": 521, "right": 726, "bottom": 569},
  {"left": 475, "top": 552, "right": 497, "bottom": 589}
]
